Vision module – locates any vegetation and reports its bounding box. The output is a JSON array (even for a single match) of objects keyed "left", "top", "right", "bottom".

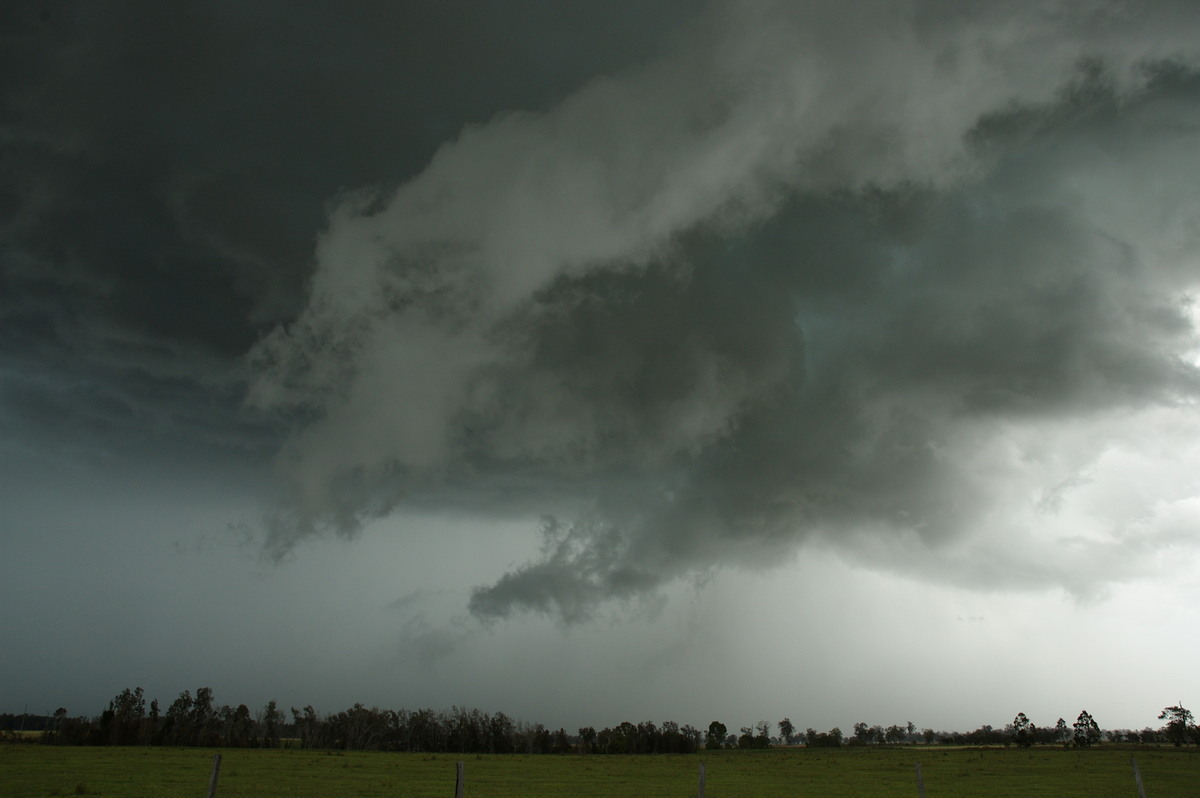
[
  {"left": 1011, "top": 712, "right": 1034, "bottom": 748},
  {"left": 3, "top": 687, "right": 1195, "bottom": 761},
  {"left": 1158, "top": 704, "right": 1198, "bottom": 747},
  {"left": 6, "top": 688, "right": 705, "bottom": 755},
  {"left": 1073, "top": 710, "right": 1101, "bottom": 749},
  {"left": 2, "top": 744, "right": 1199, "bottom": 797}
]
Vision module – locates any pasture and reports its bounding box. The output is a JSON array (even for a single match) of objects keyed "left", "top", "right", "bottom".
[{"left": 2, "top": 744, "right": 1196, "bottom": 797}]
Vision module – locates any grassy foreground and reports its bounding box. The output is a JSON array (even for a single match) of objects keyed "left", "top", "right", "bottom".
[{"left": 2, "top": 745, "right": 1197, "bottom": 797}]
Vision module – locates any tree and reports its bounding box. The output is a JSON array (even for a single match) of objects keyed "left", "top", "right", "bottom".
[
  {"left": 292, "top": 705, "right": 321, "bottom": 749},
  {"left": 680, "top": 724, "right": 702, "bottom": 753},
  {"left": 634, "top": 721, "right": 659, "bottom": 754},
  {"left": 805, "top": 727, "right": 842, "bottom": 747},
  {"left": 226, "top": 704, "right": 253, "bottom": 748},
  {"left": 778, "top": 717, "right": 795, "bottom": 745},
  {"left": 105, "top": 687, "right": 145, "bottom": 746},
  {"left": 1011, "top": 712, "right": 1034, "bottom": 748},
  {"left": 260, "top": 700, "right": 284, "bottom": 748},
  {"left": 1073, "top": 710, "right": 1100, "bottom": 749},
  {"left": 164, "top": 691, "right": 193, "bottom": 746},
  {"left": 1158, "top": 704, "right": 1195, "bottom": 747},
  {"left": 1054, "top": 718, "right": 1070, "bottom": 748},
  {"left": 191, "top": 687, "right": 217, "bottom": 746},
  {"left": 660, "top": 721, "right": 682, "bottom": 754},
  {"left": 489, "top": 712, "right": 515, "bottom": 754},
  {"left": 145, "top": 699, "right": 159, "bottom": 745},
  {"left": 706, "top": 721, "right": 726, "bottom": 750}
]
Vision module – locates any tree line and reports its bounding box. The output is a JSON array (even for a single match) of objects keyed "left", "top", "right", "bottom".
[
  {"left": 7, "top": 687, "right": 705, "bottom": 754},
  {"left": 3, "top": 687, "right": 1196, "bottom": 753},
  {"left": 843, "top": 707, "right": 1198, "bottom": 749}
]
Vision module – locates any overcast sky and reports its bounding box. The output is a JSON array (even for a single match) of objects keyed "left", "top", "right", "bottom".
[{"left": 4, "top": 0, "right": 1200, "bottom": 736}]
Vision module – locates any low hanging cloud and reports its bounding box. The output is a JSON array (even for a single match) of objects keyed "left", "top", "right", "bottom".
[{"left": 249, "top": 1, "right": 1200, "bottom": 620}]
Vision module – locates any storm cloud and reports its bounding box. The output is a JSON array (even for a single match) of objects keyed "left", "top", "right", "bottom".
[
  {"left": 0, "top": 0, "right": 690, "bottom": 463},
  {"left": 239, "top": 2, "right": 1200, "bottom": 620},
  {"left": 8, "top": 0, "right": 1200, "bottom": 734}
]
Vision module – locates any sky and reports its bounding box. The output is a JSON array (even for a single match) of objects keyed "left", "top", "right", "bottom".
[{"left": 3, "top": 0, "right": 1200, "bottom": 736}]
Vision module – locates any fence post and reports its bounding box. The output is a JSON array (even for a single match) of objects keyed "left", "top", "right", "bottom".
[
  {"left": 454, "top": 760, "right": 464, "bottom": 798},
  {"left": 914, "top": 762, "right": 926, "bottom": 798},
  {"left": 1131, "top": 756, "right": 1147, "bottom": 798},
  {"left": 207, "top": 753, "right": 221, "bottom": 798},
  {"left": 698, "top": 761, "right": 705, "bottom": 798}
]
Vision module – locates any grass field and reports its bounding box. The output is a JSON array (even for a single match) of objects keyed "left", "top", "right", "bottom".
[{"left": 2, "top": 744, "right": 1196, "bottom": 797}]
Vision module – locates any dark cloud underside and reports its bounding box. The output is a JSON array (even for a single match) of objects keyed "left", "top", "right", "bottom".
[
  {"left": 6, "top": 1, "right": 1200, "bottom": 626},
  {"left": 246, "top": 3, "right": 1200, "bottom": 620},
  {"left": 0, "top": 0, "right": 697, "bottom": 463}
]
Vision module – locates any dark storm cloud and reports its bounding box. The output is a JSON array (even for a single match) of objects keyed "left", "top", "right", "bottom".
[
  {"left": 471, "top": 107, "right": 1200, "bottom": 619},
  {"left": 0, "top": 0, "right": 695, "bottom": 464},
  {"left": 244, "top": 1, "right": 1200, "bottom": 621},
  {"left": 9, "top": 1, "right": 1200, "bottom": 625}
]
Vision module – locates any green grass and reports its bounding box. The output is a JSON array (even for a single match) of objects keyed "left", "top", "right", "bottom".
[{"left": 1, "top": 745, "right": 1196, "bottom": 797}]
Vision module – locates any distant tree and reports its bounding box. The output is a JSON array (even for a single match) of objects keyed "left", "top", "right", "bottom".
[
  {"left": 634, "top": 721, "right": 659, "bottom": 754},
  {"left": 906, "top": 721, "right": 916, "bottom": 743},
  {"left": 260, "top": 700, "right": 283, "bottom": 748},
  {"left": 884, "top": 724, "right": 906, "bottom": 745},
  {"left": 851, "top": 722, "right": 885, "bottom": 745},
  {"left": 42, "top": 708, "right": 69, "bottom": 744},
  {"left": 331, "top": 702, "right": 390, "bottom": 751},
  {"left": 489, "top": 712, "right": 515, "bottom": 754},
  {"left": 105, "top": 687, "right": 145, "bottom": 746},
  {"left": 922, "top": 728, "right": 937, "bottom": 745},
  {"left": 1158, "top": 705, "right": 1195, "bottom": 747},
  {"left": 659, "top": 721, "right": 682, "bottom": 754},
  {"left": 577, "top": 726, "right": 596, "bottom": 753},
  {"left": 145, "top": 699, "right": 159, "bottom": 745},
  {"left": 965, "top": 724, "right": 1005, "bottom": 746},
  {"left": 164, "top": 691, "right": 193, "bottom": 746},
  {"left": 778, "top": 717, "right": 795, "bottom": 745},
  {"left": 191, "top": 687, "right": 218, "bottom": 746},
  {"left": 754, "top": 720, "right": 771, "bottom": 748},
  {"left": 1073, "top": 710, "right": 1100, "bottom": 749},
  {"left": 1055, "top": 718, "right": 1070, "bottom": 748},
  {"left": 706, "top": 721, "right": 726, "bottom": 750},
  {"left": 1012, "top": 712, "right": 1034, "bottom": 748},
  {"left": 530, "top": 722, "right": 552, "bottom": 754},
  {"left": 805, "top": 727, "right": 843, "bottom": 747},
  {"left": 292, "top": 705, "right": 321, "bottom": 749},
  {"left": 680, "top": 724, "right": 702, "bottom": 753},
  {"left": 227, "top": 704, "right": 253, "bottom": 748}
]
